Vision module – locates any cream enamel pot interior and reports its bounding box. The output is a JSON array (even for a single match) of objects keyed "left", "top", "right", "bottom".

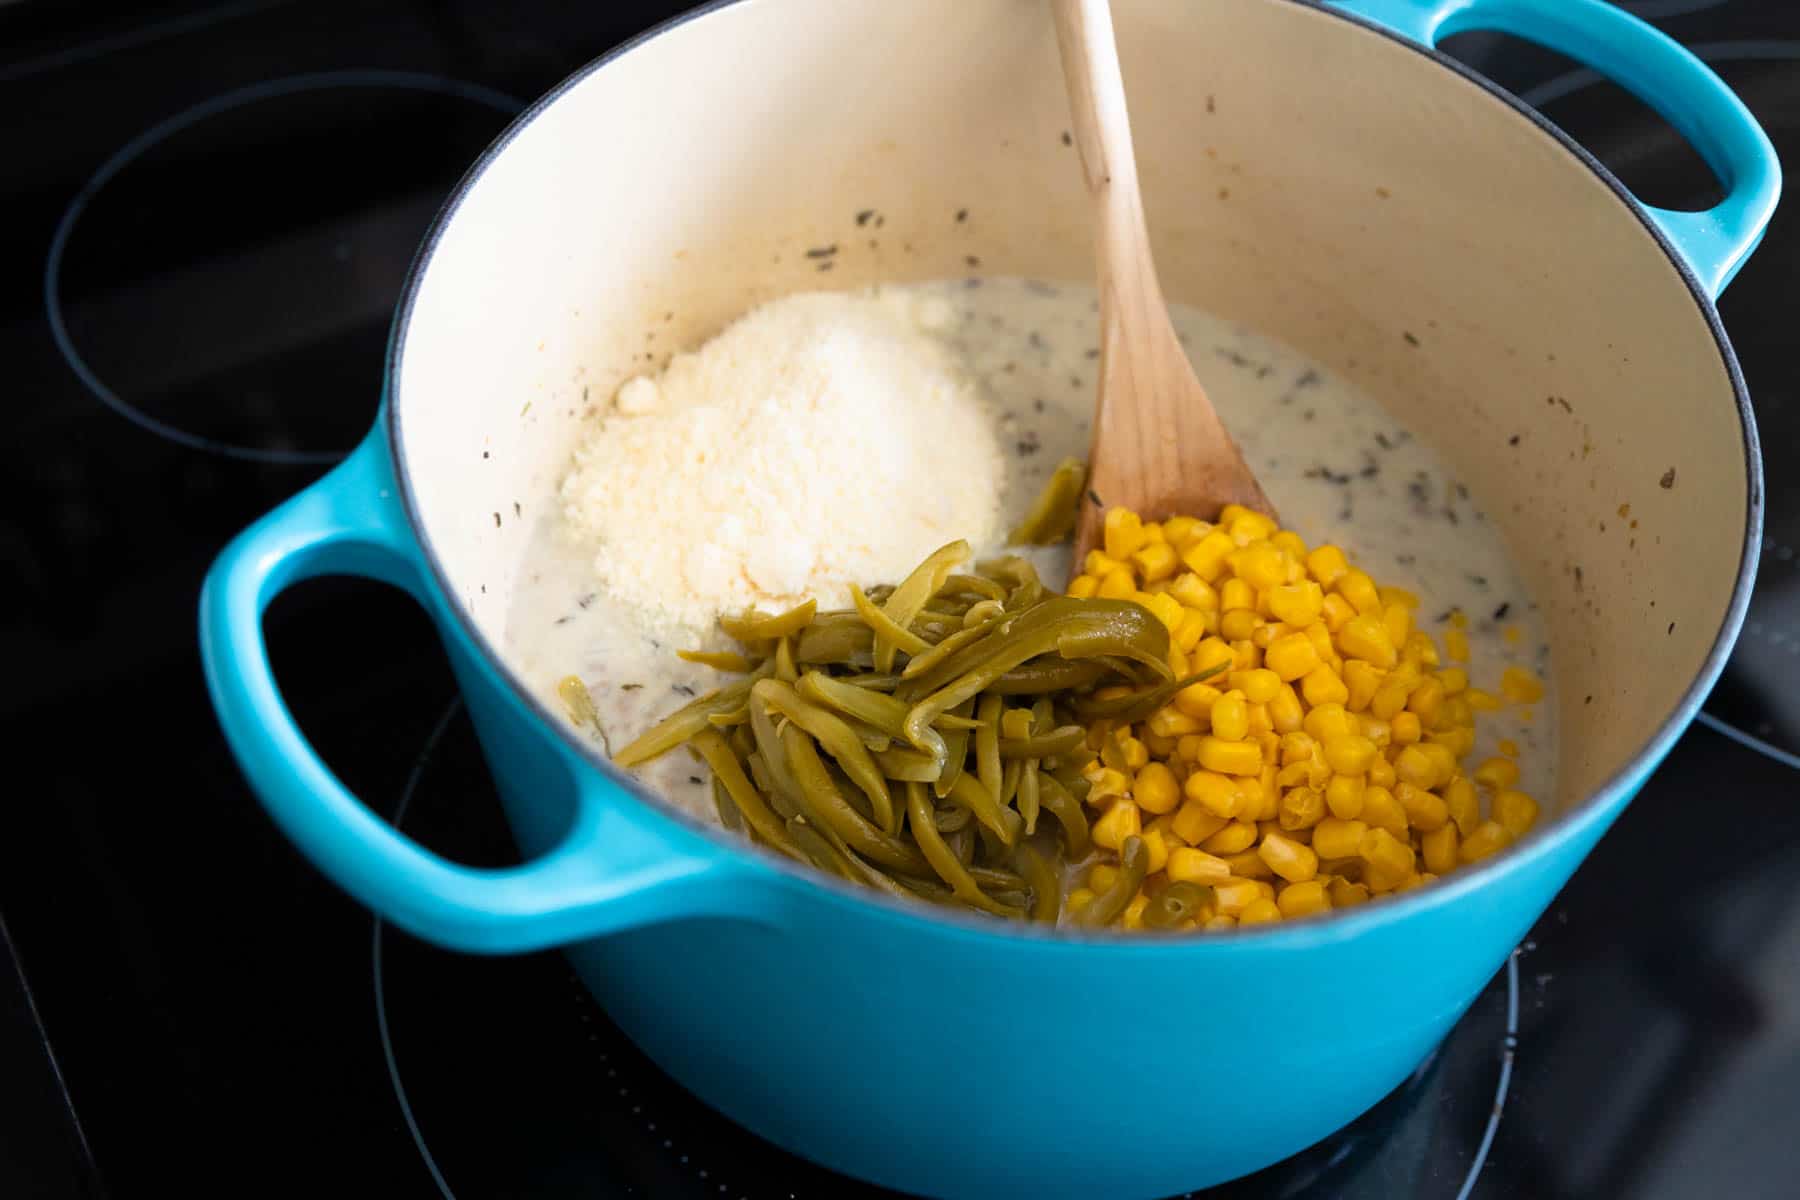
[{"left": 200, "top": 1, "right": 1776, "bottom": 1195}]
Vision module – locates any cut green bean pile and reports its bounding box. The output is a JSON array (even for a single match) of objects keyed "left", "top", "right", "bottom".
[{"left": 589, "top": 541, "right": 1197, "bottom": 923}]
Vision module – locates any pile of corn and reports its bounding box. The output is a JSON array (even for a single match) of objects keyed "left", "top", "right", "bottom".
[{"left": 1064, "top": 505, "right": 1543, "bottom": 930}]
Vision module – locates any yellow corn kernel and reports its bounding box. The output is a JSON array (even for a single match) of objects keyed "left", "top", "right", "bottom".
[
  {"left": 1087, "top": 864, "right": 1120, "bottom": 895},
  {"left": 1084, "top": 766, "right": 1131, "bottom": 804},
  {"left": 1497, "top": 738, "right": 1520, "bottom": 759},
  {"left": 1278, "top": 730, "right": 1317, "bottom": 764},
  {"left": 1270, "top": 530, "right": 1308, "bottom": 559},
  {"left": 1121, "top": 891, "right": 1151, "bottom": 931},
  {"left": 1305, "top": 620, "right": 1338, "bottom": 664},
  {"left": 1322, "top": 734, "right": 1378, "bottom": 776},
  {"left": 1436, "top": 667, "right": 1469, "bottom": 697},
  {"left": 1140, "top": 591, "right": 1185, "bottom": 632},
  {"left": 1264, "top": 632, "right": 1321, "bottom": 682},
  {"left": 1166, "top": 846, "right": 1232, "bottom": 885},
  {"left": 1137, "top": 828, "right": 1172, "bottom": 875},
  {"left": 1103, "top": 507, "right": 1148, "bottom": 560},
  {"left": 1169, "top": 608, "right": 1208, "bottom": 654},
  {"left": 1473, "top": 756, "right": 1521, "bottom": 791},
  {"left": 1142, "top": 730, "right": 1179, "bottom": 759},
  {"left": 1407, "top": 678, "right": 1445, "bottom": 727},
  {"left": 1337, "top": 568, "right": 1381, "bottom": 615},
  {"left": 1302, "top": 703, "right": 1355, "bottom": 742},
  {"left": 1459, "top": 820, "right": 1514, "bottom": 863},
  {"left": 1306, "top": 544, "right": 1350, "bottom": 588},
  {"left": 1192, "top": 636, "right": 1237, "bottom": 677},
  {"left": 1362, "top": 860, "right": 1411, "bottom": 893},
  {"left": 1171, "top": 799, "right": 1230, "bottom": 845},
  {"left": 1465, "top": 686, "right": 1501, "bottom": 712},
  {"left": 1278, "top": 786, "right": 1326, "bottom": 831},
  {"left": 1402, "top": 631, "right": 1442, "bottom": 669},
  {"left": 1494, "top": 790, "right": 1540, "bottom": 837},
  {"left": 1358, "top": 714, "right": 1391, "bottom": 746},
  {"left": 1324, "top": 773, "right": 1366, "bottom": 820},
  {"left": 1219, "top": 608, "right": 1262, "bottom": 641},
  {"left": 1176, "top": 734, "right": 1206, "bottom": 764},
  {"left": 1369, "top": 680, "right": 1411, "bottom": 722},
  {"left": 1204, "top": 913, "right": 1238, "bottom": 930},
  {"left": 1147, "top": 705, "right": 1203, "bottom": 739},
  {"left": 1084, "top": 549, "right": 1123, "bottom": 578},
  {"left": 1312, "top": 817, "right": 1368, "bottom": 860},
  {"left": 1361, "top": 785, "right": 1408, "bottom": 837},
  {"left": 1379, "top": 583, "right": 1419, "bottom": 608},
  {"left": 1360, "top": 826, "right": 1416, "bottom": 876},
  {"left": 1342, "top": 659, "right": 1384, "bottom": 712},
  {"left": 1444, "top": 626, "right": 1471, "bottom": 663},
  {"left": 1258, "top": 831, "right": 1319, "bottom": 883},
  {"left": 1501, "top": 666, "right": 1545, "bottom": 704},
  {"left": 1219, "top": 577, "right": 1256, "bottom": 613},
  {"left": 1210, "top": 693, "right": 1250, "bottom": 742},
  {"left": 1389, "top": 711, "right": 1423, "bottom": 745},
  {"left": 1328, "top": 877, "right": 1370, "bottom": 907},
  {"left": 1196, "top": 736, "right": 1262, "bottom": 776},
  {"left": 1234, "top": 543, "right": 1288, "bottom": 590},
  {"left": 1229, "top": 639, "right": 1259, "bottom": 671},
  {"left": 1118, "top": 736, "right": 1149, "bottom": 770},
  {"left": 1382, "top": 603, "right": 1413, "bottom": 650},
  {"left": 1180, "top": 530, "right": 1237, "bottom": 581},
  {"left": 1067, "top": 574, "right": 1100, "bottom": 599},
  {"left": 1427, "top": 727, "right": 1475, "bottom": 757},
  {"left": 1443, "top": 695, "right": 1474, "bottom": 729},
  {"left": 1173, "top": 684, "right": 1222, "bottom": 724},
  {"left": 1224, "top": 668, "right": 1280, "bottom": 706},
  {"left": 1169, "top": 573, "right": 1219, "bottom": 613},
  {"left": 1066, "top": 887, "right": 1095, "bottom": 913},
  {"left": 1223, "top": 505, "right": 1277, "bottom": 539},
  {"left": 1092, "top": 799, "right": 1142, "bottom": 851},
  {"left": 1097, "top": 567, "right": 1137, "bottom": 600},
  {"left": 1214, "top": 878, "right": 1264, "bottom": 915},
  {"left": 1130, "top": 541, "right": 1180, "bottom": 584},
  {"left": 1275, "top": 760, "right": 1312, "bottom": 789},
  {"left": 1267, "top": 580, "right": 1325, "bottom": 627},
  {"left": 1301, "top": 665, "right": 1351, "bottom": 708},
  {"left": 1183, "top": 770, "right": 1241, "bottom": 818},
  {"left": 1278, "top": 879, "right": 1332, "bottom": 919},
  {"left": 1201, "top": 819, "right": 1259, "bottom": 856},
  {"left": 1420, "top": 824, "right": 1460, "bottom": 875},
  {"left": 1319, "top": 592, "right": 1357, "bottom": 633},
  {"left": 1443, "top": 777, "right": 1479, "bottom": 836},
  {"left": 1420, "top": 742, "right": 1457, "bottom": 782},
  {"left": 1162, "top": 516, "right": 1201, "bottom": 547},
  {"left": 1367, "top": 756, "right": 1397, "bottom": 789},
  {"left": 1134, "top": 762, "right": 1181, "bottom": 815},
  {"left": 1245, "top": 702, "right": 1274, "bottom": 738},
  {"left": 1394, "top": 745, "right": 1441, "bottom": 790},
  {"left": 1394, "top": 782, "right": 1449, "bottom": 831},
  {"left": 1249, "top": 620, "right": 1286, "bottom": 651},
  {"left": 1268, "top": 684, "right": 1304, "bottom": 734}
]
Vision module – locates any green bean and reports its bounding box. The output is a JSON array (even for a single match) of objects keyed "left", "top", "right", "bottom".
[
  {"left": 557, "top": 675, "right": 600, "bottom": 729},
  {"left": 692, "top": 730, "right": 796, "bottom": 858},
  {"left": 1007, "top": 457, "right": 1086, "bottom": 545},
  {"left": 982, "top": 554, "right": 1045, "bottom": 612},
  {"left": 851, "top": 582, "right": 930, "bottom": 659},
  {"left": 899, "top": 618, "right": 998, "bottom": 681},
  {"left": 874, "top": 746, "right": 942, "bottom": 782},
  {"left": 904, "top": 784, "right": 1019, "bottom": 917},
  {"left": 710, "top": 775, "right": 743, "bottom": 833},
  {"left": 1013, "top": 843, "right": 1063, "bottom": 924},
  {"left": 985, "top": 659, "right": 1107, "bottom": 695},
  {"left": 932, "top": 711, "right": 970, "bottom": 800},
  {"left": 1142, "top": 881, "right": 1216, "bottom": 930},
  {"left": 942, "top": 573, "right": 1007, "bottom": 602},
  {"left": 612, "top": 676, "right": 758, "bottom": 766},
  {"left": 963, "top": 599, "right": 1006, "bottom": 627},
  {"left": 676, "top": 649, "right": 754, "bottom": 672},
  {"left": 719, "top": 598, "right": 817, "bottom": 642},
  {"left": 749, "top": 695, "right": 806, "bottom": 819},
  {"left": 975, "top": 695, "right": 1004, "bottom": 812},
  {"left": 998, "top": 726, "right": 1086, "bottom": 760},
  {"left": 1016, "top": 757, "right": 1040, "bottom": 835},
  {"left": 798, "top": 671, "right": 910, "bottom": 736},
  {"left": 780, "top": 725, "right": 929, "bottom": 875},
  {"left": 704, "top": 706, "right": 750, "bottom": 728},
  {"left": 842, "top": 673, "right": 900, "bottom": 691},
  {"left": 947, "top": 774, "right": 1021, "bottom": 847},
  {"left": 933, "top": 803, "right": 971, "bottom": 833},
  {"left": 1000, "top": 758, "right": 1022, "bottom": 809},
  {"left": 947, "top": 825, "right": 975, "bottom": 866},
  {"left": 785, "top": 817, "right": 856, "bottom": 880},
  {"left": 1037, "top": 774, "right": 1091, "bottom": 859},
  {"left": 794, "top": 619, "right": 874, "bottom": 666},
  {"left": 968, "top": 865, "right": 1029, "bottom": 892},
  {"left": 1074, "top": 836, "right": 1149, "bottom": 927},
  {"left": 773, "top": 635, "right": 799, "bottom": 683},
  {"left": 754, "top": 679, "right": 896, "bottom": 835},
  {"left": 874, "top": 540, "right": 970, "bottom": 672},
  {"left": 1073, "top": 664, "right": 1226, "bottom": 723}
]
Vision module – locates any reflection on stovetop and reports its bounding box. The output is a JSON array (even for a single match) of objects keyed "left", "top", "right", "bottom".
[{"left": 2, "top": 2, "right": 1798, "bottom": 1198}]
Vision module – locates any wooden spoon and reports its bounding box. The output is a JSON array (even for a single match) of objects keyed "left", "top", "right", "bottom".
[{"left": 1054, "top": 0, "right": 1273, "bottom": 571}]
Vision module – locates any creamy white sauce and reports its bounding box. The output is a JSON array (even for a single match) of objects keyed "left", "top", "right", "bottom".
[{"left": 505, "top": 278, "right": 1556, "bottom": 821}]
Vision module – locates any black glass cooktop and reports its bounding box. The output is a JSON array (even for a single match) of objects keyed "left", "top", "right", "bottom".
[{"left": 4, "top": 3, "right": 1797, "bottom": 1198}]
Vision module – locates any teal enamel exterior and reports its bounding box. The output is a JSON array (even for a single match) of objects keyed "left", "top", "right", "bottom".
[{"left": 198, "top": 2, "right": 1776, "bottom": 1195}]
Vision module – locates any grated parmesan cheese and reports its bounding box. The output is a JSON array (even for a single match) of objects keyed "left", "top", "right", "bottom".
[{"left": 559, "top": 289, "right": 1005, "bottom": 630}]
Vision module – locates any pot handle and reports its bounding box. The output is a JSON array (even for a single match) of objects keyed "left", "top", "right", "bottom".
[
  {"left": 200, "top": 430, "right": 771, "bottom": 954},
  {"left": 1330, "top": 0, "right": 1781, "bottom": 297}
]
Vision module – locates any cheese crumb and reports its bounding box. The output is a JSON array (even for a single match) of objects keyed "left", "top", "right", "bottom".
[{"left": 560, "top": 290, "right": 1005, "bottom": 630}]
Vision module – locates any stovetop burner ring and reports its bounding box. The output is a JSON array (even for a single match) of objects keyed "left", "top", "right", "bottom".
[{"left": 44, "top": 69, "right": 523, "bottom": 466}]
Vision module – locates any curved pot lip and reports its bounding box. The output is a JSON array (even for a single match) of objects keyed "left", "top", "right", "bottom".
[{"left": 384, "top": 0, "right": 1763, "bottom": 951}]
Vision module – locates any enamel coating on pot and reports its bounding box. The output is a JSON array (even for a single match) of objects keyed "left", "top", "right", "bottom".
[{"left": 201, "top": 1, "right": 1774, "bottom": 1194}]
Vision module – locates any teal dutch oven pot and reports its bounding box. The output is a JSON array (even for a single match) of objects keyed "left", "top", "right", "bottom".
[{"left": 200, "top": 1, "right": 1777, "bottom": 1195}]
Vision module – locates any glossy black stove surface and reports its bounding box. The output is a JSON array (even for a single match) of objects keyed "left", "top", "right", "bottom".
[{"left": 3, "top": 2, "right": 1798, "bottom": 1198}]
